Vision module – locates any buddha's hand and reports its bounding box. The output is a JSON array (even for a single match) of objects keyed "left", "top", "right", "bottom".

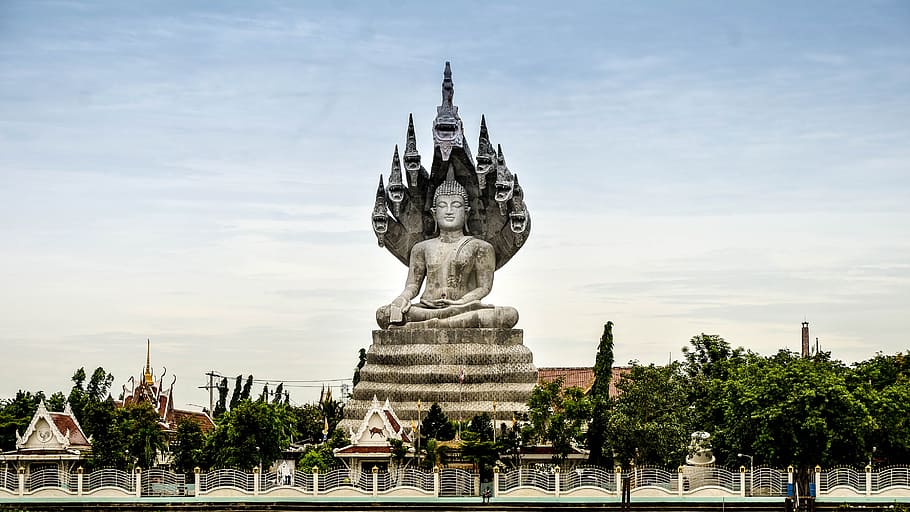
[
  {"left": 391, "top": 296, "right": 411, "bottom": 314},
  {"left": 437, "top": 298, "right": 480, "bottom": 307}
]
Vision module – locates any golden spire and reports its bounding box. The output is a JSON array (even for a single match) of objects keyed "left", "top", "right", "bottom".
[{"left": 144, "top": 339, "right": 153, "bottom": 385}]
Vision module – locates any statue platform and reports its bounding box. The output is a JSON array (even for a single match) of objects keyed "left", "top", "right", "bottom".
[{"left": 344, "top": 328, "right": 538, "bottom": 427}]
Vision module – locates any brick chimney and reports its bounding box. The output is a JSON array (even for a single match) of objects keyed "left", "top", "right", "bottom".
[{"left": 801, "top": 321, "right": 810, "bottom": 358}]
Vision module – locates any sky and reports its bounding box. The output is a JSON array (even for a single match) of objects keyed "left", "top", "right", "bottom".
[{"left": 1, "top": 1, "right": 908, "bottom": 410}]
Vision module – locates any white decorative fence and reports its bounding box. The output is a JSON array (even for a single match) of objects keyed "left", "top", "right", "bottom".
[{"left": 1, "top": 465, "right": 909, "bottom": 499}]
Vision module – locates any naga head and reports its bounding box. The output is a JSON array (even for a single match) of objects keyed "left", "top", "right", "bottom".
[
  {"left": 387, "top": 146, "right": 405, "bottom": 204},
  {"left": 476, "top": 115, "right": 497, "bottom": 183},
  {"left": 404, "top": 113, "right": 422, "bottom": 178},
  {"left": 494, "top": 144, "right": 515, "bottom": 204},
  {"left": 508, "top": 176, "right": 528, "bottom": 234},
  {"left": 372, "top": 176, "right": 389, "bottom": 239}
]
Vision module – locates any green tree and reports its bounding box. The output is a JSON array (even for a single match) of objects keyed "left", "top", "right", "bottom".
[
  {"left": 240, "top": 375, "right": 254, "bottom": 401},
  {"left": 289, "top": 403, "right": 325, "bottom": 443},
  {"left": 352, "top": 348, "right": 367, "bottom": 388},
  {"left": 526, "top": 379, "right": 593, "bottom": 463},
  {"left": 47, "top": 392, "right": 67, "bottom": 412},
  {"left": 723, "top": 350, "right": 873, "bottom": 469},
  {"left": 86, "top": 398, "right": 130, "bottom": 470},
  {"left": 850, "top": 352, "right": 910, "bottom": 465},
  {"left": 462, "top": 413, "right": 499, "bottom": 480},
  {"left": 0, "top": 390, "right": 46, "bottom": 451},
  {"left": 421, "top": 403, "right": 456, "bottom": 441},
  {"left": 213, "top": 377, "right": 229, "bottom": 419},
  {"left": 606, "top": 362, "right": 692, "bottom": 467},
  {"left": 205, "top": 400, "right": 293, "bottom": 470},
  {"left": 588, "top": 321, "right": 615, "bottom": 465},
  {"left": 229, "top": 375, "right": 243, "bottom": 410},
  {"left": 172, "top": 418, "right": 206, "bottom": 474},
  {"left": 120, "top": 402, "right": 166, "bottom": 469},
  {"left": 272, "top": 383, "right": 285, "bottom": 404}
]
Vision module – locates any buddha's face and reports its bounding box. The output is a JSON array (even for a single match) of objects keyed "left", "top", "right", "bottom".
[{"left": 433, "top": 193, "right": 469, "bottom": 231}]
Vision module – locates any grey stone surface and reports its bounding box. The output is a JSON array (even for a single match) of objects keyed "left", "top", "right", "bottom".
[{"left": 346, "top": 328, "right": 537, "bottom": 426}]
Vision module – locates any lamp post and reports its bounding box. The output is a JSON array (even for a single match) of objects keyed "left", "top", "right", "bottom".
[
  {"left": 492, "top": 401, "right": 497, "bottom": 444},
  {"left": 416, "top": 400, "right": 422, "bottom": 467},
  {"left": 737, "top": 453, "right": 753, "bottom": 496}
]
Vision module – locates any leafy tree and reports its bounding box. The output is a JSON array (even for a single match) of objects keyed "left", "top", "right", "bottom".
[
  {"left": 723, "top": 350, "right": 873, "bottom": 469},
  {"left": 850, "top": 352, "right": 910, "bottom": 464},
  {"left": 205, "top": 400, "right": 293, "bottom": 470},
  {"left": 86, "top": 398, "right": 129, "bottom": 470},
  {"left": 172, "top": 418, "right": 206, "bottom": 474},
  {"left": 420, "top": 438, "right": 450, "bottom": 469},
  {"left": 259, "top": 384, "right": 269, "bottom": 403},
  {"left": 352, "top": 348, "right": 367, "bottom": 387},
  {"left": 67, "top": 367, "right": 115, "bottom": 438},
  {"left": 462, "top": 413, "right": 499, "bottom": 480},
  {"left": 213, "top": 377, "right": 228, "bottom": 419},
  {"left": 47, "top": 392, "right": 67, "bottom": 412},
  {"left": 606, "top": 362, "right": 692, "bottom": 467},
  {"left": 289, "top": 403, "right": 325, "bottom": 443},
  {"left": 588, "top": 321, "right": 615, "bottom": 465},
  {"left": 526, "top": 378, "right": 592, "bottom": 463},
  {"left": 320, "top": 397, "right": 344, "bottom": 433},
  {"left": 229, "top": 375, "right": 243, "bottom": 410},
  {"left": 120, "top": 402, "right": 166, "bottom": 469},
  {"left": 421, "top": 403, "right": 456, "bottom": 441},
  {"left": 0, "top": 390, "right": 46, "bottom": 451},
  {"left": 272, "top": 383, "right": 285, "bottom": 404},
  {"left": 240, "top": 375, "right": 254, "bottom": 402}
]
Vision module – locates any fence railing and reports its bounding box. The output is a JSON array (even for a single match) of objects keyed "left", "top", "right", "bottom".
[{"left": 2, "top": 465, "right": 909, "bottom": 499}]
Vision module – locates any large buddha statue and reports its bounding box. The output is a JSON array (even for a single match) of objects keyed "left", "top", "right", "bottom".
[
  {"left": 369, "top": 62, "right": 529, "bottom": 331},
  {"left": 376, "top": 174, "right": 518, "bottom": 329},
  {"left": 344, "top": 61, "right": 538, "bottom": 432}
]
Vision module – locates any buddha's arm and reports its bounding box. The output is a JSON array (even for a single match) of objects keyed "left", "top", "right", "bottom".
[
  {"left": 392, "top": 244, "right": 427, "bottom": 311},
  {"left": 443, "top": 241, "right": 495, "bottom": 305}
]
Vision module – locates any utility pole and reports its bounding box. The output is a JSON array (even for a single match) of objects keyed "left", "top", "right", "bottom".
[{"left": 199, "top": 371, "right": 219, "bottom": 414}]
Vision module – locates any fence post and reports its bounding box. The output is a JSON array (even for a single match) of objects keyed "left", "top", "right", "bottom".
[
  {"left": 433, "top": 466, "right": 440, "bottom": 497},
  {"left": 371, "top": 465, "right": 378, "bottom": 496},
  {"left": 865, "top": 464, "right": 872, "bottom": 496},
  {"left": 740, "top": 465, "right": 746, "bottom": 497},
  {"left": 17, "top": 467, "right": 25, "bottom": 496},
  {"left": 787, "top": 465, "right": 794, "bottom": 497},
  {"left": 554, "top": 466, "right": 560, "bottom": 497},
  {"left": 492, "top": 466, "right": 499, "bottom": 498},
  {"left": 76, "top": 467, "right": 83, "bottom": 496},
  {"left": 134, "top": 467, "right": 142, "bottom": 498},
  {"left": 253, "top": 466, "right": 260, "bottom": 495},
  {"left": 615, "top": 465, "right": 623, "bottom": 497},
  {"left": 312, "top": 466, "right": 319, "bottom": 497},
  {"left": 815, "top": 464, "right": 822, "bottom": 496},
  {"left": 678, "top": 466, "right": 684, "bottom": 497},
  {"left": 194, "top": 467, "right": 201, "bottom": 497}
]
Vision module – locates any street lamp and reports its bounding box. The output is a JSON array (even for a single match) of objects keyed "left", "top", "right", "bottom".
[
  {"left": 737, "top": 453, "right": 754, "bottom": 496},
  {"left": 416, "top": 400, "right": 422, "bottom": 467}
]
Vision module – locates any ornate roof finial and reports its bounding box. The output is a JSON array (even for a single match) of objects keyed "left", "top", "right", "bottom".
[{"left": 144, "top": 339, "right": 153, "bottom": 385}]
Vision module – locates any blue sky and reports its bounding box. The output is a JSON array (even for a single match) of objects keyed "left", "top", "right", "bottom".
[{"left": 1, "top": 1, "right": 908, "bottom": 408}]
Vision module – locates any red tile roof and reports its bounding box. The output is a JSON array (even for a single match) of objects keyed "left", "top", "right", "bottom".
[
  {"left": 537, "top": 367, "right": 630, "bottom": 398},
  {"left": 49, "top": 413, "right": 90, "bottom": 447},
  {"left": 335, "top": 445, "right": 392, "bottom": 455}
]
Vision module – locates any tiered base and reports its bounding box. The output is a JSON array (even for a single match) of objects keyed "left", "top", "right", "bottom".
[{"left": 344, "top": 328, "right": 537, "bottom": 428}]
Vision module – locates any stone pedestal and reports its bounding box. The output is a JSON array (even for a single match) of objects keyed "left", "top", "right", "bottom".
[{"left": 345, "top": 328, "right": 537, "bottom": 426}]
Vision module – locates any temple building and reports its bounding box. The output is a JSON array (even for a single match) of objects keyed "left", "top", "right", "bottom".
[
  {"left": 0, "top": 401, "right": 91, "bottom": 474},
  {"left": 118, "top": 340, "right": 215, "bottom": 435}
]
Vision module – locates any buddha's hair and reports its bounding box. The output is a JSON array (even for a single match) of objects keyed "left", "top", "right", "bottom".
[{"left": 432, "top": 177, "right": 469, "bottom": 205}]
